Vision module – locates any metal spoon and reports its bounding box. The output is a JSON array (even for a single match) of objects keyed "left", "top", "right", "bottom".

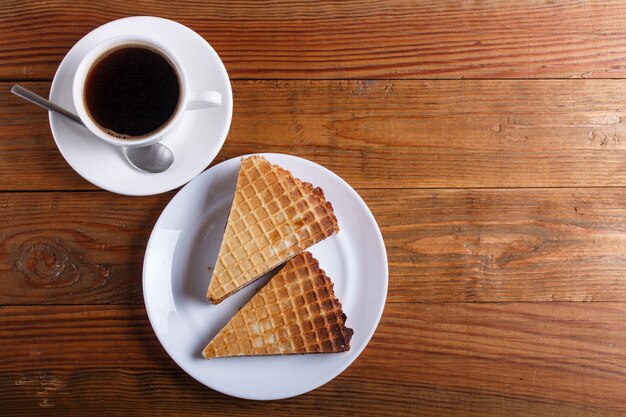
[{"left": 11, "top": 84, "right": 175, "bottom": 173}]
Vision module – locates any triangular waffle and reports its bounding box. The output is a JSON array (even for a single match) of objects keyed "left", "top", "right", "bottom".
[
  {"left": 203, "top": 252, "right": 353, "bottom": 359},
  {"left": 207, "top": 156, "right": 339, "bottom": 304}
]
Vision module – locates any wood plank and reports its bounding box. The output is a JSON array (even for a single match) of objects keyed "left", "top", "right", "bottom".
[
  {"left": 0, "top": 192, "right": 172, "bottom": 305},
  {"left": 3, "top": 1, "right": 626, "bottom": 80},
  {"left": 4, "top": 188, "right": 626, "bottom": 305},
  {"left": 5, "top": 80, "right": 626, "bottom": 190},
  {"left": 378, "top": 187, "right": 626, "bottom": 302},
  {"left": 1, "top": 303, "right": 626, "bottom": 416},
  {"left": 2, "top": 83, "right": 93, "bottom": 190}
]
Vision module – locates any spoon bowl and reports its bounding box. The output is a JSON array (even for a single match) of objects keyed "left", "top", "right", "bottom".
[{"left": 122, "top": 143, "right": 175, "bottom": 173}]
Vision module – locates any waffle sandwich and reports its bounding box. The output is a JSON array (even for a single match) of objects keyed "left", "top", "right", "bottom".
[
  {"left": 206, "top": 156, "right": 339, "bottom": 304},
  {"left": 203, "top": 251, "right": 353, "bottom": 359}
]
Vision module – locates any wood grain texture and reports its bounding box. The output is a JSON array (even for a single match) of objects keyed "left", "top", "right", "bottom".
[
  {"left": 3, "top": 1, "right": 626, "bottom": 80},
  {"left": 0, "top": 192, "right": 171, "bottom": 305},
  {"left": 2, "top": 303, "right": 626, "bottom": 416},
  {"left": 377, "top": 187, "right": 626, "bottom": 302},
  {"left": 4, "top": 189, "right": 626, "bottom": 305},
  {"left": 2, "top": 83, "right": 93, "bottom": 190},
  {"left": 5, "top": 80, "right": 626, "bottom": 191}
]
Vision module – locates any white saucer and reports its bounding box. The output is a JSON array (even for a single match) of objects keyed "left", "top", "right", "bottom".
[
  {"left": 49, "top": 17, "right": 233, "bottom": 195},
  {"left": 143, "top": 154, "right": 388, "bottom": 400}
]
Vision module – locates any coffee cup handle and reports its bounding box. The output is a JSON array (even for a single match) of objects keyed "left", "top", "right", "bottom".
[{"left": 187, "top": 91, "right": 222, "bottom": 110}]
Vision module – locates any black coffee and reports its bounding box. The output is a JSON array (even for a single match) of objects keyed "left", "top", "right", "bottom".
[{"left": 84, "top": 45, "right": 180, "bottom": 139}]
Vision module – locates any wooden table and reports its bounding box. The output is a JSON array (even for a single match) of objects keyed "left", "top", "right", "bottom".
[{"left": 3, "top": 1, "right": 626, "bottom": 415}]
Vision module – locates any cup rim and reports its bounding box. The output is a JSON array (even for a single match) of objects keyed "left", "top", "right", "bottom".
[{"left": 72, "top": 34, "right": 189, "bottom": 147}]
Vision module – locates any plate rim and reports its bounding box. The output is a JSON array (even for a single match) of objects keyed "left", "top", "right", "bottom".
[
  {"left": 142, "top": 153, "right": 388, "bottom": 400},
  {"left": 48, "top": 16, "right": 233, "bottom": 196}
]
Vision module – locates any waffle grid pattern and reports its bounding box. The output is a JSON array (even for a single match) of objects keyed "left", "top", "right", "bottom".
[
  {"left": 207, "top": 156, "right": 339, "bottom": 303},
  {"left": 203, "top": 252, "right": 353, "bottom": 358}
]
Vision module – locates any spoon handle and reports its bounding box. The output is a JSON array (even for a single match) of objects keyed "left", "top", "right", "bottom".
[{"left": 11, "top": 84, "right": 84, "bottom": 126}]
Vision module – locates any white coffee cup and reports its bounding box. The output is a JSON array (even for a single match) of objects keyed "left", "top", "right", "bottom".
[{"left": 72, "top": 34, "right": 221, "bottom": 148}]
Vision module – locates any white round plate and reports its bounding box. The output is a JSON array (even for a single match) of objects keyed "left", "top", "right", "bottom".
[
  {"left": 143, "top": 153, "right": 388, "bottom": 400},
  {"left": 49, "top": 17, "right": 233, "bottom": 195}
]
